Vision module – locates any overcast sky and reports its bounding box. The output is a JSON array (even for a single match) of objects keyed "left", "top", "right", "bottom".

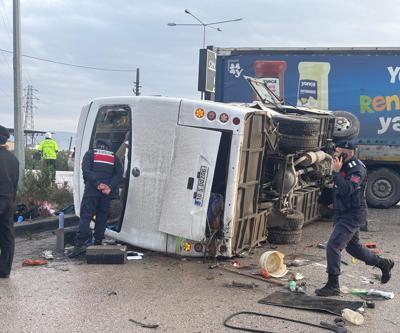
[{"left": 0, "top": 0, "right": 399, "bottom": 132}]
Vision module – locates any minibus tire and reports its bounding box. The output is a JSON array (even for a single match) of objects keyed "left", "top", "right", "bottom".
[
  {"left": 281, "top": 209, "right": 304, "bottom": 231},
  {"left": 279, "top": 134, "right": 319, "bottom": 152},
  {"left": 267, "top": 228, "right": 302, "bottom": 244},
  {"left": 273, "top": 115, "right": 320, "bottom": 135},
  {"left": 332, "top": 110, "right": 360, "bottom": 140}
]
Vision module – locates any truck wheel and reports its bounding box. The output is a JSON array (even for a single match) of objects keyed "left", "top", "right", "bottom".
[
  {"left": 267, "top": 228, "right": 302, "bottom": 244},
  {"left": 366, "top": 168, "right": 400, "bottom": 208},
  {"left": 273, "top": 115, "right": 320, "bottom": 135},
  {"left": 281, "top": 209, "right": 304, "bottom": 231},
  {"left": 332, "top": 111, "right": 360, "bottom": 140},
  {"left": 279, "top": 134, "right": 319, "bottom": 152}
]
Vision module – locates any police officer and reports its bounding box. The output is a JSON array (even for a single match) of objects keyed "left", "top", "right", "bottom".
[
  {"left": 37, "top": 132, "right": 59, "bottom": 182},
  {"left": 69, "top": 138, "right": 123, "bottom": 257},
  {"left": 316, "top": 141, "right": 394, "bottom": 296},
  {"left": 0, "top": 125, "right": 19, "bottom": 278}
]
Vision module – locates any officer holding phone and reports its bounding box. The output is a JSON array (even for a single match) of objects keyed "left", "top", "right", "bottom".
[{"left": 316, "top": 140, "right": 394, "bottom": 296}]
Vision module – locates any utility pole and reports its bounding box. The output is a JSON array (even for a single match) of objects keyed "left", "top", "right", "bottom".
[
  {"left": 23, "top": 85, "right": 38, "bottom": 146},
  {"left": 13, "top": 0, "right": 24, "bottom": 186},
  {"left": 133, "top": 68, "right": 141, "bottom": 96}
]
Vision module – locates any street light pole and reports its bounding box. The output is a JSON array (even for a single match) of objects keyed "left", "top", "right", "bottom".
[{"left": 168, "top": 10, "right": 242, "bottom": 100}]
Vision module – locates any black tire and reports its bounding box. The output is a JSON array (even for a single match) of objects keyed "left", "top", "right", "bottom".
[
  {"left": 273, "top": 114, "right": 320, "bottom": 135},
  {"left": 332, "top": 111, "right": 360, "bottom": 140},
  {"left": 279, "top": 134, "right": 319, "bottom": 152},
  {"left": 281, "top": 209, "right": 304, "bottom": 231},
  {"left": 366, "top": 168, "right": 400, "bottom": 208},
  {"left": 267, "top": 228, "right": 302, "bottom": 244}
]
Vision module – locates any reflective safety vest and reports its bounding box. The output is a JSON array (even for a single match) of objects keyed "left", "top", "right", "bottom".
[{"left": 37, "top": 138, "right": 59, "bottom": 160}]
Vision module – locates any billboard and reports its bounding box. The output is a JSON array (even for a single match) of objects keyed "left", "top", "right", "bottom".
[
  {"left": 198, "top": 49, "right": 217, "bottom": 93},
  {"left": 215, "top": 51, "right": 400, "bottom": 145}
]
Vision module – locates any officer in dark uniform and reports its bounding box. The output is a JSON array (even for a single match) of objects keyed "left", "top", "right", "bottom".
[
  {"left": 69, "top": 138, "right": 123, "bottom": 257},
  {"left": 316, "top": 140, "right": 394, "bottom": 296},
  {"left": 0, "top": 125, "right": 19, "bottom": 278}
]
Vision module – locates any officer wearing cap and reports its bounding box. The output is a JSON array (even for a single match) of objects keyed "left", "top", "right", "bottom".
[
  {"left": 0, "top": 125, "right": 19, "bottom": 278},
  {"left": 316, "top": 140, "right": 394, "bottom": 296},
  {"left": 69, "top": 138, "right": 123, "bottom": 257}
]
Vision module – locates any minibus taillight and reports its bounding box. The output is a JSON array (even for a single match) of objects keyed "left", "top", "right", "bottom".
[
  {"left": 219, "top": 113, "right": 229, "bottom": 123},
  {"left": 195, "top": 108, "right": 205, "bottom": 119},
  {"left": 183, "top": 242, "right": 191, "bottom": 252},
  {"left": 232, "top": 117, "right": 240, "bottom": 125},
  {"left": 207, "top": 111, "right": 216, "bottom": 121}
]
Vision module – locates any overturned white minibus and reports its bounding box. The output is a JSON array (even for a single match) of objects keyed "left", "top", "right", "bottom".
[
  {"left": 74, "top": 80, "right": 343, "bottom": 257},
  {"left": 73, "top": 96, "right": 284, "bottom": 257}
]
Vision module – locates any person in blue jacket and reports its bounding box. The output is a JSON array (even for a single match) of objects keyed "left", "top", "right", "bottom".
[
  {"left": 69, "top": 138, "right": 123, "bottom": 257},
  {"left": 316, "top": 140, "right": 394, "bottom": 296}
]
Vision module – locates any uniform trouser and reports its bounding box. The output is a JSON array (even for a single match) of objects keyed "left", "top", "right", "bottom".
[
  {"left": 44, "top": 159, "right": 56, "bottom": 182},
  {"left": 0, "top": 199, "right": 15, "bottom": 276},
  {"left": 77, "top": 195, "right": 111, "bottom": 243},
  {"left": 326, "top": 213, "right": 379, "bottom": 276}
]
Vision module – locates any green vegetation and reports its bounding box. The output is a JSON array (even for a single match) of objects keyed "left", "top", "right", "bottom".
[{"left": 17, "top": 160, "right": 73, "bottom": 219}]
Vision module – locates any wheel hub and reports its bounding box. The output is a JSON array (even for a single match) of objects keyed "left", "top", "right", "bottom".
[
  {"left": 372, "top": 178, "right": 392, "bottom": 199},
  {"left": 334, "top": 117, "right": 352, "bottom": 132}
]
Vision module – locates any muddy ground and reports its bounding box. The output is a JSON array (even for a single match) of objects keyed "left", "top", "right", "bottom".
[{"left": 1, "top": 207, "right": 399, "bottom": 333}]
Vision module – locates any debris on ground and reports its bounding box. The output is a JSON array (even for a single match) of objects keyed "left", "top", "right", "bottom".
[
  {"left": 217, "top": 265, "right": 287, "bottom": 286},
  {"left": 288, "top": 272, "right": 304, "bottom": 281},
  {"left": 342, "top": 308, "right": 364, "bottom": 326},
  {"left": 231, "top": 259, "right": 240, "bottom": 268},
  {"left": 340, "top": 286, "right": 394, "bottom": 299},
  {"left": 129, "top": 319, "right": 159, "bottom": 329},
  {"left": 224, "top": 280, "right": 258, "bottom": 289},
  {"left": 106, "top": 289, "right": 117, "bottom": 296},
  {"left": 224, "top": 311, "right": 349, "bottom": 333},
  {"left": 285, "top": 253, "right": 325, "bottom": 267},
  {"left": 259, "top": 250, "right": 287, "bottom": 278},
  {"left": 86, "top": 245, "right": 127, "bottom": 264},
  {"left": 22, "top": 259, "right": 48, "bottom": 266},
  {"left": 41, "top": 250, "right": 54, "bottom": 260},
  {"left": 259, "top": 291, "right": 364, "bottom": 316},
  {"left": 360, "top": 276, "right": 374, "bottom": 284},
  {"left": 127, "top": 251, "right": 144, "bottom": 260},
  {"left": 286, "top": 258, "right": 311, "bottom": 267}
]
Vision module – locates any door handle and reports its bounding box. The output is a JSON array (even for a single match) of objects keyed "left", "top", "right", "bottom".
[{"left": 132, "top": 167, "right": 140, "bottom": 177}]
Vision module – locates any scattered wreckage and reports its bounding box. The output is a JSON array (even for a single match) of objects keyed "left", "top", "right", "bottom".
[{"left": 73, "top": 76, "right": 358, "bottom": 257}]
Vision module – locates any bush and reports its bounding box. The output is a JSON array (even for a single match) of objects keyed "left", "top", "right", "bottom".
[
  {"left": 17, "top": 167, "right": 73, "bottom": 219},
  {"left": 25, "top": 148, "right": 70, "bottom": 171}
]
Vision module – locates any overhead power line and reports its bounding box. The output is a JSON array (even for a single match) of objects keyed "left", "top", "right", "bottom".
[{"left": 0, "top": 47, "right": 135, "bottom": 72}]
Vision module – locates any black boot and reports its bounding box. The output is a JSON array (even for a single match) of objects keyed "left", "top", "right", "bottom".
[
  {"left": 377, "top": 257, "right": 394, "bottom": 284},
  {"left": 94, "top": 239, "right": 102, "bottom": 246},
  {"left": 68, "top": 241, "right": 87, "bottom": 258},
  {"left": 315, "top": 274, "right": 340, "bottom": 297}
]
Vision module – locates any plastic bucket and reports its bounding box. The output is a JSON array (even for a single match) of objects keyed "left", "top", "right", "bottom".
[{"left": 259, "top": 250, "right": 288, "bottom": 278}]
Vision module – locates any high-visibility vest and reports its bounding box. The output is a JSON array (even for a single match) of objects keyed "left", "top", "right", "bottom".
[{"left": 37, "top": 139, "right": 59, "bottom": 160}]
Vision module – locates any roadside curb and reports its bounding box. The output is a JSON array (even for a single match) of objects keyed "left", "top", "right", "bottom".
[{"left": 14, "top": 214, "right": 79, "bottom": 237}]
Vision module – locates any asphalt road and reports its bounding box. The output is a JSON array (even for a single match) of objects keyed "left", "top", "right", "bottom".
[{"left": 1, "top": 207, "right": 399, "bottom": 333}]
